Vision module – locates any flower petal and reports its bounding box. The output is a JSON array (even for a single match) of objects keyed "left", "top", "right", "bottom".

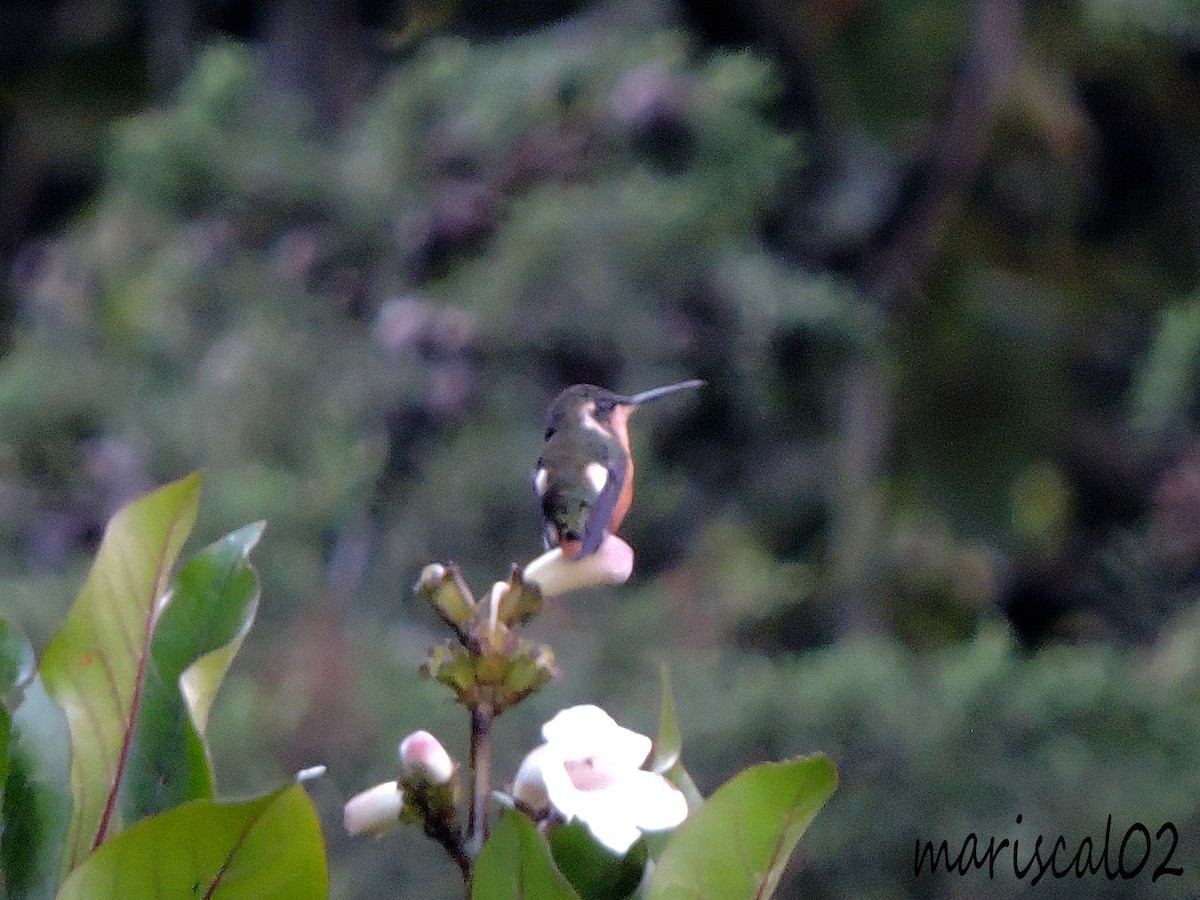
[
  {"left": 556, "top": 779, "right": 647, "bottom": 854},
  {"left": 576, "top": 807, "right": 645, "bottom": 856},
  {"left": 541, "top": 705, "right": 652, "bottom": 768},
  {"left": 523, "top": 535, "right": 634, "bottom": 596},
  {"left": 513, "top": 743, "right": 576, "bottom": 814},
  {"left": 609, "top": 769, "right": 689, "bottom": 832},
  {"left": 343, "top": 781, "right": 403, "bottom": 837}
]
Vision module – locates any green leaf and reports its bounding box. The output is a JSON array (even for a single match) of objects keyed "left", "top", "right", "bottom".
[
  {"left": 644, "top": 754, "right": 838, "bottom": 900},
  {"left": 472, "top": 809, "right": 580, "bottom": 900},
  {"left": 53, "top": 782, "right": 327, "bottom": 900},
  {"left": 40, "top": 473, "right": 202, "bottom": 874},
  {"left": 0, "top": 707, "right": 9, "bottom": 800},
  {"left": 0, "top": 620, "right": 36, "bottom": 702},
  {"left": 177, "top": 527, "right": 263, "bottom": 737},
  {"left": 649, "top": 663, "right": 681, "bottom": 775},
  {"left": 1, "top": 676, "right": 73, "bottom": 900},
  {"left": 0, "top": 619, "right": 36, "bottom": 812},
  {"left": 649, "top": 664, "right": 702, "bottom": 815},
  {"left": 662, "top": 761, "right": 704, "bottom": 817},
  {"left": 547, "top": 820, "right": 646, "bottom": 900},
  {"left": 119, "top": 522, "right": 264, "bottom": 823}
]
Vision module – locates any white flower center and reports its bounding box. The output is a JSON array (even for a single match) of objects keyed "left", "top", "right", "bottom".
[{"left": 564, "top": 756, "right": 615, "bottom": 792}]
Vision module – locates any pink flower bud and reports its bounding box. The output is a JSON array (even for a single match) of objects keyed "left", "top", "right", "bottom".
[{"left": 399, "top": 730, "right": 455, "bottom": 784}]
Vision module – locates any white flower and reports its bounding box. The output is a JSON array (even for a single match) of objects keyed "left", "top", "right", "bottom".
[
  {"left": 399, "top": 730, "right": 455, "bottom": 784},
  {"left": 512, "top": 704, "right": 688, "bottom": 855},
  {"left": 523, "top": 535, "right": 635, "bottom": 597},
  {"left": 343, "top": 781, "right": 404, "bottom": 837}
]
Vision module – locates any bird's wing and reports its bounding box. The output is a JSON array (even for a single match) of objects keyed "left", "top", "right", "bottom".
[{"left": 576, "top": 450, "right": 627, "bottom": 558}]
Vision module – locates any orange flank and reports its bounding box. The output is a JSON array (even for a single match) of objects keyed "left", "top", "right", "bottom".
[{"left": 608, "top": 405, "right": 635, "bottom": 533}]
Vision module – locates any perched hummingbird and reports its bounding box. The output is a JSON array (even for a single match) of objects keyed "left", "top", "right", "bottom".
[{"left": 534, "top": 379, "right": 703, "bottom": 559}]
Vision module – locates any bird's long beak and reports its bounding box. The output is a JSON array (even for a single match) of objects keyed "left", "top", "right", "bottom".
[{"left": 623, "top": 379, "right": 705, "bottom": 407}]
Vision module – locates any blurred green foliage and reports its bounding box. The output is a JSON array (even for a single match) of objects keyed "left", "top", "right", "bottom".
[
  {"left": 646, "top": 616, "right": 1200, "bottom": 899},
  {"left": 0, "top": 28, "right": 864, "bottom": 631},
  {"left": 1131, "top": 294, "right": 1200, "bottom": 440}
]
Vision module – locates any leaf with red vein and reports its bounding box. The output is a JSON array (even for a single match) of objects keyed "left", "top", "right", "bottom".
[
  {"left": 40, "top": 473, "right": 202, "bottom": 877},
  {"left": 53, "top": 782, "right": 327, "bottom": 900}
]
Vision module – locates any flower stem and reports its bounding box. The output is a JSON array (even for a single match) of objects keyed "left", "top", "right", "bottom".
[
  {"left": 427, "top": 818, "right": 472, "bottom": 880},
  {"left": 466, "top": 702, "right": 493, "bottom": 857}
]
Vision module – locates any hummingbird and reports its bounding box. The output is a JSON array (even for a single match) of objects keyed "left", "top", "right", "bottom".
[{"left": 534, "top": 379, "right": 703, "bottom": 559}]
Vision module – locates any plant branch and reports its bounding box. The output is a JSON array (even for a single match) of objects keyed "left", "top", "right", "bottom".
[
  {"left": 856, "top": 0, "right": 1021, "bottom": 309},
  {"left": 466, "top": 701, "right": 493, "bottom": 857},
  {"left": 426, "top": 816, "right": 472, "bottom": 880}
]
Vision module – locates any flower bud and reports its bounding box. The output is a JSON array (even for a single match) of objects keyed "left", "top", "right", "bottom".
[
  {"left": 414, "top": 563, "right": 475, "bottom": 627},
  {"left": 344, "top": 781, "right": 404, "bottom": 837},
  {"left": 523, "top": 534, "right": 635, "bottom": 596},
  {"left": 496, "top": 565, "right": 543, "bottom": 626},
  {"left": 417, "top": 562, "right": 447, "bottom": 584},
  {"left": 295, "top": 764, "right": 327, "bottom": 782},
  {"left": 512, "top": 743, "right": 554, "bottom": 810},
  {"left": 504, "top": 642, "right": 558, "bottom": 697},
  {"left": 482, "top": 581, "right": 510, "bottom": 650},
  {"left": 399, "top": 730, "right": 455, "bottom": 785}
]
